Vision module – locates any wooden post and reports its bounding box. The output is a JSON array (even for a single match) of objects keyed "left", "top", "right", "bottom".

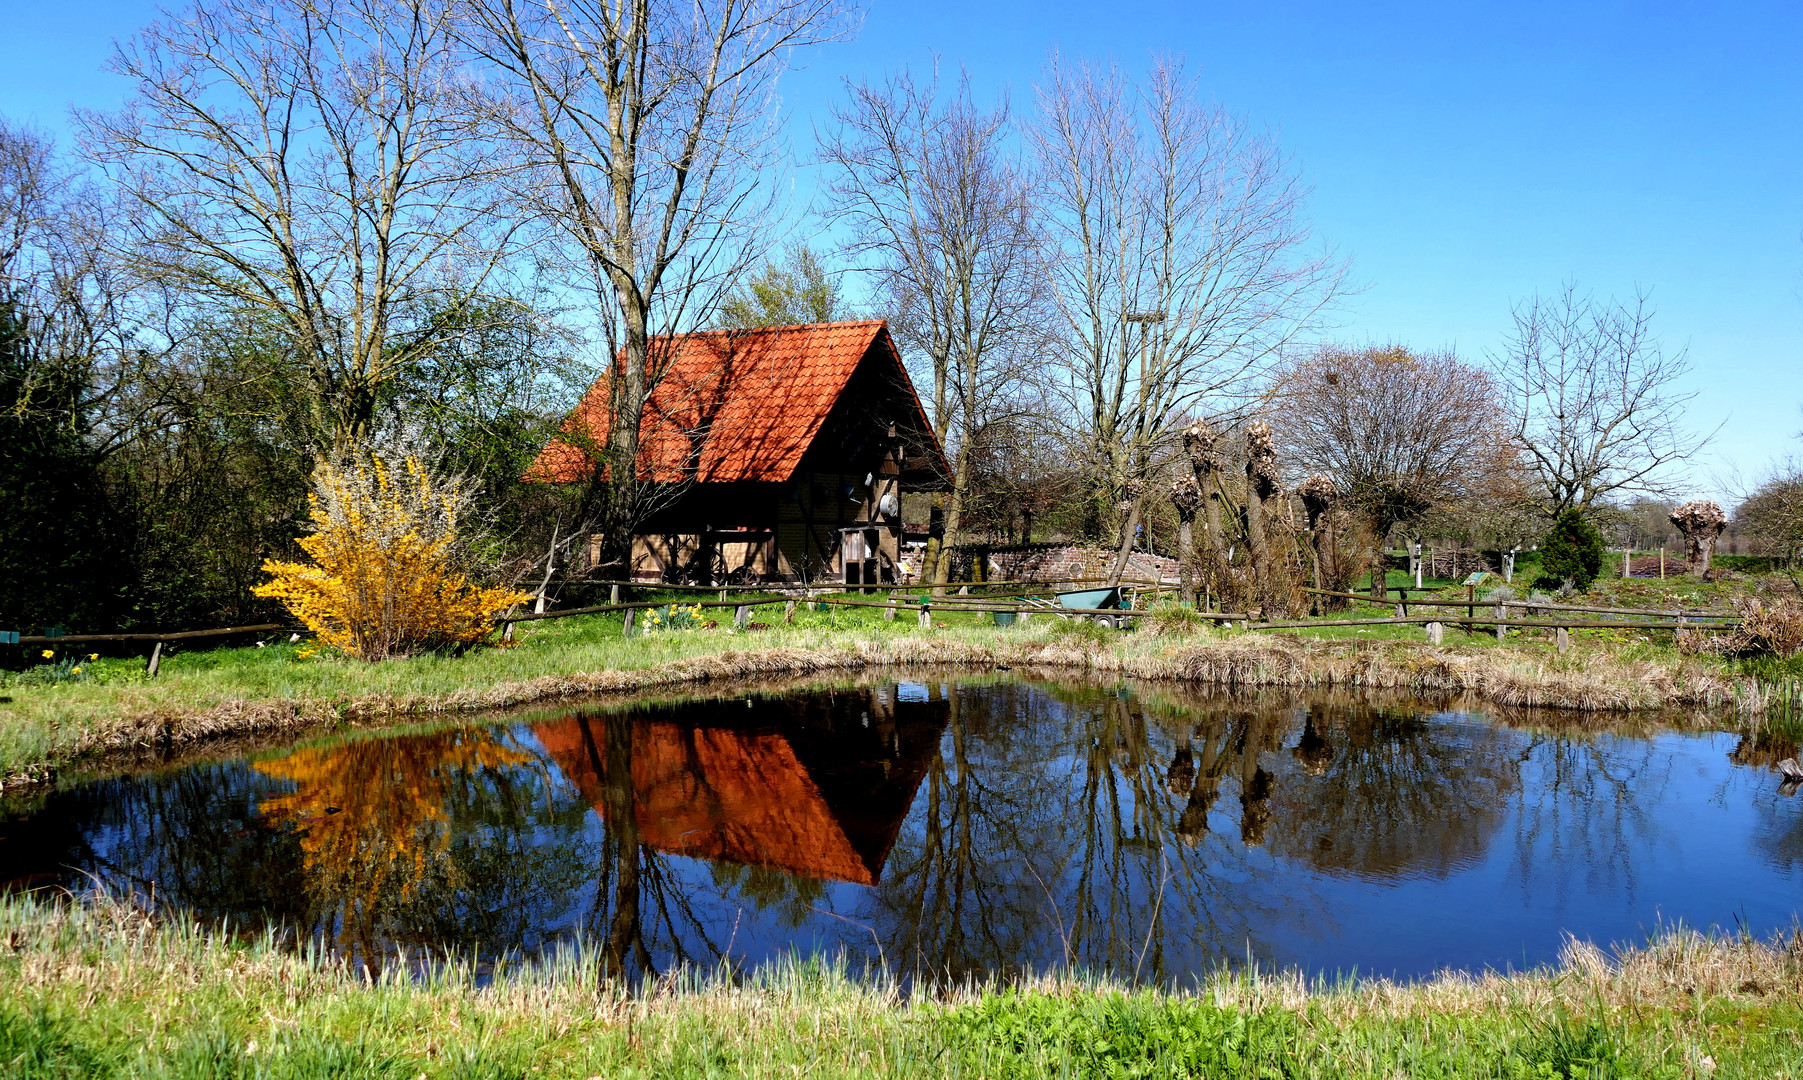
[
  {"left": 1660, "top": 548, "right": 1665, "bottom": 579},
  {"left": 1622, "top": 545, "right": 1631, "bottom": 579},
  {"left": 719, "top": 588, "right": 727, "bottom": 603},
  {"left": 501, "top": 621, "right": 514, "bottom": 642},
  {"left": 622, "top": 609, "right": 636, "bottom": 637},
  {"left": 1465, "top": 584, "right": 1475, "bottom": 634},
  {"left": 1426, "top": 621, "right": 1443, "bottom": 645},
  {"left": 1495, "top": 601, "right": 1507, "bottom": 642},
  {"left": 783, "top": 600, "right": 798, "bottom": 624},
  {"left": 733, "top": 605, "right": 750, "bottom": 630},
  {"left": 918, "top": 604, "right": 931, "bottom": 629},
  {"left": 146, "top": 641, "right": 164, "bottom": 678},
  {"left": 1557, "top": 626, "right": 1571, "bottom": 654},
  {"left": 884, "top": 589, "right": 897, "bottom": 620}
]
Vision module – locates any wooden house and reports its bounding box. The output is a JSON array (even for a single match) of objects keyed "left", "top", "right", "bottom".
[{"left": 529, "top": 320, "right": 949, "bottom": 586}]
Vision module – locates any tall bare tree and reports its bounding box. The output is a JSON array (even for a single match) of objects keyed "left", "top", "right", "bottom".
[
  {"left": 1027, "top": 56, "right": 1340, "bottom": 546},
  {"left": 81, "top": 0, "right": 526, "bottom": 459},
  {"left": 460, "top": 0, "right": 849, "bottom": 565},
  {"left": 819, "top": 68, "right": 1043, "bottom": 587},
  {"left": 1275, "top": 345, "right": 1497, "bottom": 597},
  {"left": 1495, "top": 285, "right": 1711, "bottom": 517}
]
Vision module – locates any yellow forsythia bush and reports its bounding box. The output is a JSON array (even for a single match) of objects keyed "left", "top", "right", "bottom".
[{"left": 254, "top": 451, "right": 529, "bottom": 660}]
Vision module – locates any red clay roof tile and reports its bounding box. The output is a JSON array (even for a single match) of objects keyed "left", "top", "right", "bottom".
[{"left": 530, "top": 320, "right": 916, "bottom": 485}]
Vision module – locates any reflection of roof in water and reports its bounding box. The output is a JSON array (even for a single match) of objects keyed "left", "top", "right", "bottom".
[{"left": 535, "top": 708, "right": 942, "bottom": 886}]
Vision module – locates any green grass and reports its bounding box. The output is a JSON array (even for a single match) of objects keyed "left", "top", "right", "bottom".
[
  {"left": 0, "top": 573, "right": 1786, "bottom": 786},
  {"left": 3, "top": 893, "right": 1801, "bottom": 1078}
]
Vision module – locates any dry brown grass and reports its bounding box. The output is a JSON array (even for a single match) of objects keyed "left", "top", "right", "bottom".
[{"left": 4, "top": 621, "right": 1773, "bottom": 797}]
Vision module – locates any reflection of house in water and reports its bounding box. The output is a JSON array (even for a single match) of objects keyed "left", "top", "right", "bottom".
[{"left": 534, "top": 687, "right": 949, "bottom": 886}]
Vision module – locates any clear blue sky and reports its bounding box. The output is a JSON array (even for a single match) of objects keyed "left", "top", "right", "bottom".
[{"left": 6, "top": 0, "right": 1799, "bottom": 502}]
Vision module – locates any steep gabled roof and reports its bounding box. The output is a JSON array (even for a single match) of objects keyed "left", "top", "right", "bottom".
[{"left": 529, "top": 320, "right": 939, "bottom": 485}]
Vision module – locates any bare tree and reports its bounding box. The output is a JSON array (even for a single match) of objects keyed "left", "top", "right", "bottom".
[
  {"left": 819, "top": 67, "right": 1044, "bottom": 587},
  {"left": 1, "top": 119, "right": 174, "bottom": 460},
  {"left": 1737, "top": 462, "right": 1803, "bottom": 567},
  {"left": 1026, "top": 56, "right": 1340, "bottom": 546},
  {"left": 1275, "top": 345, "right": 1497, "bottom": 597},
  {"left": 461, "top": 0, "right": 849, "bottom": 566},
  {"left": 1495, "top": 285, "right": 1711, "bottom": 516},
  {"left": 81, "top": 0, "right": 529, "bottom": 459}
]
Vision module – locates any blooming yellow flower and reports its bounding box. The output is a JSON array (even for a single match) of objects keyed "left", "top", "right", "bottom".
[
  {"left": 41, "top": 649, "right": 53, "bottom": 659},
  {"left": 88, "top": 653, "right": 98, "bottom": 661},
  {"left": 71, "top": 666, "right": 82, "bottom": 675}
]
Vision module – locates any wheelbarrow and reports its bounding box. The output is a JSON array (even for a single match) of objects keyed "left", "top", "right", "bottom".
[{"left": 1056, "top": 586, "right": 1132, "bottom": 629}]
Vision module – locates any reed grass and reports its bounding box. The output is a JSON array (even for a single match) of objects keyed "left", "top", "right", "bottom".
[{"left": 3, "top": 892, "right": 1799, "bottom": 1078}]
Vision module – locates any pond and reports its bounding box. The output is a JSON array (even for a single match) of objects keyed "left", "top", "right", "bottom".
[{"left": 4, "top": 675, "right": 1801, "bottom": 985}]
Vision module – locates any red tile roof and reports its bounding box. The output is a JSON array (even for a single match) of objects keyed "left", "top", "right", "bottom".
[{"left": 529, "top": 320, "right": 930, "bottom": 485}]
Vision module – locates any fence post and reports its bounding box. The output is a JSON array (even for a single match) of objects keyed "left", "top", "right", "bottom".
[
  {"left": 918, "top": 603, "right": 931, "bottom": 629},
  {"left": 1495, "top": 601, "right": 1507, "bottom": 642},
  {"left": 783, "top": 600, "right": 797, "bottom": 624},
  {"left": 610, "top": 583, "right": 621, "bottom": 605},
  {"left": 733, "top": 605, "right": 750, "bottom": 630},
  {"left": 1557, "top": 626, "right": 1570, "bottom": 654},
  {"left": 621, "top": 609, "right": 636, "bottom": 637},
  {"left": 1426, "top": 621, "right": 1443, "bottom": 645},
  {"left": 884, "top": 589, "right": 897, "bottom": 620},
  {"left": 146, "top": 641, "right": 164, "bottom": 677}
]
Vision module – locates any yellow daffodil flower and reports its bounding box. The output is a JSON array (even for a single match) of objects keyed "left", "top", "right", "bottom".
[
  {"left": 41, "top": 649, "right": 54, "bottom": 659},
  {"left": 88, "top": 653, "right": 98, "bottom": 661},
  {"left": 71, "top": 666, "right": 82, "bottom": 675}
]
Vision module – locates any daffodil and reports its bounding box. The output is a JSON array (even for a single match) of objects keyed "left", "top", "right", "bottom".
[
  {"left": 40, "top": 649, "right": 53, "bottom": 659},
  {"left": 88, "top": 653, "right": 98, "bottom": 661},
  {"left": 71, "top": 666, "right": 82, "bottom": 675}
]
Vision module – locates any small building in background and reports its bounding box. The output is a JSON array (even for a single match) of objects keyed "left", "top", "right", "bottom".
[{"left": 530, "top": 320, "right": 950, "bottom": 586}]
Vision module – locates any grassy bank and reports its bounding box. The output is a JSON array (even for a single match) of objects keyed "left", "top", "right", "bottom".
[
  {"left": 1, "top": 588, "right": 1788, "bottom": 789},
  {"left": 3, "top": 892, "right": 1800, "bottom": 1078}
]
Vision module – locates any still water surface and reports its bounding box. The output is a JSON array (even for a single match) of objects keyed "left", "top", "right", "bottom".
[{"left": 4, "top": 677, "right": 1801, "bottom": 984}]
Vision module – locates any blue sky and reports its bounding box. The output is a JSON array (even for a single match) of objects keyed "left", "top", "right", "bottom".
[{"left": 6, "top": 0, "right": 1799, "bottom": 501}]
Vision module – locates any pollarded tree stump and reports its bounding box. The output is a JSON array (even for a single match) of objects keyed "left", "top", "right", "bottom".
[{"left": 1668, "top": 500, "right": 1728, "bottom": 578}]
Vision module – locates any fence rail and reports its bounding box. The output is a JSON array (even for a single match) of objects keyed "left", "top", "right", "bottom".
[{"left": 12, "top": 578, "right": 1739, "bottom": 681}]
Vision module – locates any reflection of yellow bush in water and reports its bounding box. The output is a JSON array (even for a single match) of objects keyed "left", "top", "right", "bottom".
[
  {"left": 253, "top": 451, "right": 529, "bottom": 660},
  {"left": 254, "top": 732, "right": 534, "bottom": 916}
]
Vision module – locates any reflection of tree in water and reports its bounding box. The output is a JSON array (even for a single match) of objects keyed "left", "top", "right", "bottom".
[
  {"left": 1729, "top": 731, "right": 1803, "bottom": 872},
  {"left": 4, "top": 727, "right": 602, "bottom": 966},
  {"left": 250, "top": 728, "right": 598, "bottom": 962},
  {"left": 867, "top": 683, "right": 1303, "bottom": 983},
  {"left": 1505, "top": 729, "right": 1671, "bottom": 900},
  {"left": 1, "top": 763, "right": 310, "bottom": 922},
  {"left": 1264, "top": 707, "right": 1518, "bottom": 881}
]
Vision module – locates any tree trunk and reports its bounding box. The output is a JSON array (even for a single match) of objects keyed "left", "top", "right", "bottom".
[{"left": 1177, "top": 516, "right": 1196, "bottom": 604}]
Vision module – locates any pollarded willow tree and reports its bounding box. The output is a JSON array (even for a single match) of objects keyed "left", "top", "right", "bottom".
[
  {"left": 819, "top": 67, "right": 1044, "bottom": 588},
  {"left": 81, "top": 0, "right": 529, "bottom": 459},
  {"left": 1025, "top": 55, "right": 1341, "bottom": 555},
  {"left": 459, "top": 0, "right": 852, "bottom": 568}
]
